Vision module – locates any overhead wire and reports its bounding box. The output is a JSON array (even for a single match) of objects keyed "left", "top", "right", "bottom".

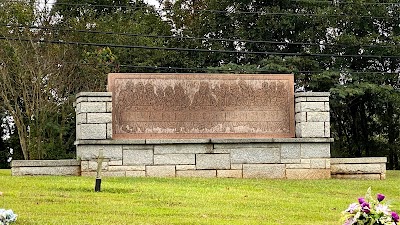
[
  {"left": 46, "top": 60, "right": 400, "bottom": 74},
  {"left": 2, "top": 23, "right": 400, "bottom": 49},
  {"left": 1, "top": 35, "right": 400, "bottom": 59}
]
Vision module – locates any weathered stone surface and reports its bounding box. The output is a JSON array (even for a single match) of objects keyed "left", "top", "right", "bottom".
[
  {"left": 281, "top": 159, "right": 301, "bottom": 164},
  {"left": 331, "top": 164, "right": 384, "bottom": 174},
  {"left": 196, "top": 154, "right": 230, "bottom": 170},
  {"left": 76, "top": 92, "right": 112, "bottom": 98},
  {"left": 295, "top": 97, "right": 307, "bottom": 103},
  {"left": 80, "top": 102, "right": 107, "bottom": 113},
  {"left": 154, "top": 154, "right": 195, "bottom": 165},
  {"left": 146, "top": 139, "right": 211, "bottom": 144},
  {"left": 325, "top": 102, "right": 330, "bottom": 111},
  {"left": 106, "top": 123, "right": 112, "bottom": 139},
  {"left": 295, "top": 103, "right": 301, "bottom": 114},
  {"left": 231, "top": 148, "right": 280, "bottom": 164},
  {"left": 123, "top": 145, "right": 154, "bottom": 150},
  {"left": 81, "top": 172, "right": 97, "bottom": 177},
  {"left": 300, "top": 143, "right": 330, "bottom": 158},
  {"left": 109, "top": 73, "right": 295, "bottom": 139},
  {"left": 11, "top": 160, "right": 80, "bottom": 167},
  {"left": 295, "top": 112, "right": 307, "bottom": 122},
  {"left": 87, "top": 113, "right": 112, "bottom": 124},
  {"left": 79, "top": 124, "right": 107, "bottom": 140},
  {"left": 176, "top": 170, "right": 216, "bottom": 178},
  {"left": 281, "top": 143, "right": 300, "bottom": 159},
  {"left": 285, "top": 163, "right": 310, "bottom": 169},
  {"left": 154, "top": 144, "right": 212, "bottom": 154},
  {"left": 297, "top": 102, "right": 325, "bottom": 112},
  {"left": 12, "top": 166, "right": 80, "bottom": 176},
  {"left": 77, "top": 145, "right": 122, "bottom": 160},
  {"left": 75, "top": 139, "right": 146, "bottom": 145},
  {"left": 102, "top": 171, "right": 126, "bottom": 177},
  {"left": 123, "top": 150, "right": 153, "bottom": 165},
  {"left": 81, "top": 161, "right": 89, "bottom": 171},
  {"left": 296, "top": 122, "right": 326, "bottom": 138},
  {"left": 326, "top": 159, "right": 331, "bottom": 169},
  {"left": 295, "top": 92, "right": 330, "bottom": 98},
  {"left": 76, "top": 113, "right": 87, "bottom": 125},
  {"left": 286, "top": 169, "right": 330, "bottom": 179},
  {"left": 307, "top": 97, "right": 330, "bottom": 102},
  {"left": 310, "top": 159, "right": 327, "bottom": 169},
  {"left": 176, "top": 165, "right": 196, "bottom": 171},
  {"left": 88, "top": 161, "right": 108, "bottom": 171},
  {"left": 107, "top": 102, "right": 112, "bottom": 113},
  {"left": 213, "top": 148, "right": 231, "bottom": 154},
  {"left": 231, "top": 164, "right": 243, "bottom": 170},
  {"left": 307, "top": 112, "right": 329, "bottom": 122},
  {"left": 217, "top": 170, "right": 242, "bottom": 178},
  {"left": 76, "top": 96, "right": 88, "bottom": 104},
  {"left": 211, "top": 138, "right": 333, "bottom": 143},
  {"left": 108, "top": 165, "right": 145, "bottom": 171},
  {"left": 126, "top": 171, "right": 146, "bottom": 177},
  {"left": 331, "top": 174, "right": 382, "bottom": 180},
  {"left": 330, "top": 157, "right": 387, "bottom": 164},
  {"left": 242, "top": 164, "right": 285, "bottom": 179},
  {"left": 87, "top": 96, "right": 112, "bottom": 102},
  {"left": 214, "top": 143, "right": 279, "bottom": 149},
  {"left": 146, "top": 165, "right": 176, "bottom": 177},
  {"left": 324, "top": 122, "right": 330, "bottom": 137}
]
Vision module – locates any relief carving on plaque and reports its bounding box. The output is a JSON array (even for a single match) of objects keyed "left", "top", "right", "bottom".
[{"left": 108, "top": 74, "right": 294, "bottom": 139}]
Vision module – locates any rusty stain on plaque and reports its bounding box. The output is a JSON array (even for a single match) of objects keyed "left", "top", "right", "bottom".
[{"left": 108, "top": 73, "right": 295, "bottom": 139}]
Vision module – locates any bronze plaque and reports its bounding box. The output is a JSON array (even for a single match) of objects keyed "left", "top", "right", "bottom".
[{"left": 108, "top": 73, "right": 295, "bottom": 139}]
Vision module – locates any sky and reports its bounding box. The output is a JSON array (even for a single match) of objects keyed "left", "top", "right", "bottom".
[{"left": 40, "top": 0, "right": 161, "bottom": 9}]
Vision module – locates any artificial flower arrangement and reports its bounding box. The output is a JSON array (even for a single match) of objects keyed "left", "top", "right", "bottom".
[
  {"left": 0, "top": 192, "right": 17, "bottom": 225},
  {"left": 342, "top": 187, "right": 399, "bottom": 225}
]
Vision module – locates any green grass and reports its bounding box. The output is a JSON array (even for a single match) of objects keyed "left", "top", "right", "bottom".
[{"left": 1, "top": 170, "right": 400, "bottom": 225}]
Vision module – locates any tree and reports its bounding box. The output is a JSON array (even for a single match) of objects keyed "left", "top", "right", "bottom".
[{"left": 168, "top": 0, "right": 400, "bottom": 168}]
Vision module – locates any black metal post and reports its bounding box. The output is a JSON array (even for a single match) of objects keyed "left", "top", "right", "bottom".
[{"left": 95, "top": 178, "right": 102, "bottom": 192}]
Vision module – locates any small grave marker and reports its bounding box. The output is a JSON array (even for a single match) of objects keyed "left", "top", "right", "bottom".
[{"left": 94, "top": 148, "right": 105, "bottom": 192}]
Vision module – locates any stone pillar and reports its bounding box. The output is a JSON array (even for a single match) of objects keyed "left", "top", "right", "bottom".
[
  {"left": 75, "top": 92, "right": 112, "bottom": 140},
  {"left": 295, "top": 92, "right": 330, "bottom": 138}
]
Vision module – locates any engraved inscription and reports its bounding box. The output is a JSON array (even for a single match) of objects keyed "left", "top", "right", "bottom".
[{"left": 108, "top": 74, "right": 295, "bottom": 139}]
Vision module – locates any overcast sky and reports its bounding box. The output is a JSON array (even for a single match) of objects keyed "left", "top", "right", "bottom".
[{"left": 41, "top": 0, "right": 160, "bottom": 8}]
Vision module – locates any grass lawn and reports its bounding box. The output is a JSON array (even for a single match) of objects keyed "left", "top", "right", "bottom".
[{"left": 1, "top": 170, "right": 399, "bottom": 225}]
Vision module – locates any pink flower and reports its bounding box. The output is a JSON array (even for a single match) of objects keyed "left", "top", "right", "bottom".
[
  {"left": 358, "top": 198, "right": 365, "bottom": 204},
  {"left": 346, "top": 203, "right": 359, "bottom": 213},
  {"left": 361, "top": 202, "right": 370, "bottom": 213},
  {"left": 377, "top": 193, "right": 385, "bottom": 202},
  {"left": 392, "top": 211, "right": 399, "bottom": 222},
  {"left": 343, "top": 217, "right": 356, "bottom": 225}
]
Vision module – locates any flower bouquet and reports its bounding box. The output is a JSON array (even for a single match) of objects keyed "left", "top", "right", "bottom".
[
  {"left": 0, "top": 192, "right": 17, "bottom": 225},
  {"left": 342, "top": 187, "right": 399, "bottom": 225}
]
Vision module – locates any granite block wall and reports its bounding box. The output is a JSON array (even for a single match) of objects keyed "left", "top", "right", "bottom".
[{"left": 75, "top": 91, "right": 333, "bottom": 179}]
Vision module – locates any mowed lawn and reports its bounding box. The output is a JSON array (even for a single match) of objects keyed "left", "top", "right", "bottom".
[{"left": 1, "top": 170, "right": 400, "bottom": 225}]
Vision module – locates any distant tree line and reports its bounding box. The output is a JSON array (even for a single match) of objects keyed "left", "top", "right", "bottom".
[{"left": 1, "top": 0, "right": 399, "bottom": 169}]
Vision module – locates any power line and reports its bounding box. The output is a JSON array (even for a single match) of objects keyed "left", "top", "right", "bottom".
[
  {"left": 1, "top": 35, "right": 400, "bottom": 59},
  {"left": 53, "top": 61, "right": 400, "bottom": 74},
  {"left": 2, "top": 24, "right": 400, "bottom": 50}
]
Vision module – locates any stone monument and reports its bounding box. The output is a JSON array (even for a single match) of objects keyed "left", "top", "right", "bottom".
[
  {"left": 75, "top": 73, "right": 333, "bottom": 179},
  {"left": 108, "top": 73, "right": 295, "bottom": 139}
]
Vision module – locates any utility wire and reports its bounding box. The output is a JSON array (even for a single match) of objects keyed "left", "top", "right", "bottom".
[
  {"left": 1, "top": 35, "right": 400, "bottom": 59},
  {"left": 2, "top": 24, "right": 400, "bottom": 50},
  {"left": 54, "top": 61, "right": 400, "bottom": 74}
]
